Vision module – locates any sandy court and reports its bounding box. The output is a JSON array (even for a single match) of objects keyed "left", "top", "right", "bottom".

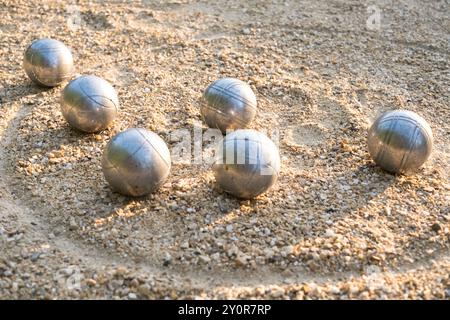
[{"left": 0, "top": 0, "right": 449, "bottom": 299}]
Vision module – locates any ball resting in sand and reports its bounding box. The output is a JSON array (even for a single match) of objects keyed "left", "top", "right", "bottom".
[
  {"left": 102, "top": 128, "right": 171, "bottom": 197},
  {"left": 23, "top": 38, "right": 74, "bottom": 87},
  {"left": 201, "top": 78, "right": 257, "bottom": 134},
  {"left": 61, "top": 75, "right": 119, "bottom": 133},
  {"left": 213, "top": 129, "right": 280, "bottom": 199},
  {"left": 368, "top": 110, "right": 433, "bottom": 174}
]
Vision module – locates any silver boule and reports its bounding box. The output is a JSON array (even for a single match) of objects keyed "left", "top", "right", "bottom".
[
  {"left": 213, "top": 129, "right": 280, "bottom": 199},
  {"left": 201, "top": 78, "right": 257, "bottom": 133},
  {"left": 102, "top": 128, "right": 171, "bottom": 197},
  {"left": 368, "top": 110, "right": 433, "bottom": 174},
  {"left": 23, "top": 38, "right": 74, "bottom": 87},
  {"left": 61, "top": 75, "right": 119, "bottom": 133}
]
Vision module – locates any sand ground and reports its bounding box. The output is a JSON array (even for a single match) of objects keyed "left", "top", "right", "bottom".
[{"left": 0, "top": 0, "right": 449, "bottom": 299}]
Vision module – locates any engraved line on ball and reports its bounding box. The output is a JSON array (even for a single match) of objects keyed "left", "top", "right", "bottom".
[
  {"left": 27, "top": 45, "right": 73, "bottom": 85},
  {"left": 204, "top": 88, "right": 253, "bottom": 130},
  {"left": 78, "top": 82, "right": 118, "bottom": 111},
  {"left": 103, "top": 159, "right": 136, "bottom": 195},
  {"left": 374, "top": 113, "right": 399, "bottom": 167},
  {"left": 208, "top": 84, "right": 257, "bottom": 110},
  {"left": 219, "top": 79, "right": 255, "bottom": 104},
  {"left": 209, "top": 83, "right": 257, "bottom": 107},
  {"left": 135, "top": 129, "right": 171, "bottom": 169},
  {"left": 398, "top": 124, "right": 420, "bottom": 171},
  {"left": 201, "top": 101, "right": 254, "bottom": 129},
  {"left": 242, "top": 138, "right": 263, "bottom": 191},
  {"left": 377, "top": 115, "right": 433, "bottom": 144},
  {"left": 30, "top": 47, "right": 71, "bottom": 54},
  {"left": 208, "top": 83, "right": 257, "bottom": 108}
]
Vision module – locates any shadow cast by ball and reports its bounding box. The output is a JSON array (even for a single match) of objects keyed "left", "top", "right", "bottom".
[
  {"left": 0, "top": 81, "right": 52, "bottom": 108},
  {"left": 0, "top": 101, "right": 133, "bottom": 220}
]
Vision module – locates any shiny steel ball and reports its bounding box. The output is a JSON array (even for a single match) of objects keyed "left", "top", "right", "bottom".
[
  {"left": 213, "top": 129, "right": 280, "bottom": 199},
  {"left": 201, "top": 78, "right": 257, "bottom": 133},
  {"left": 102, "top": 128, "right": 171, "bottom": 197},
  {"left": 368, "top": 110, "right": 433, "bottom": 174},
  {"left": 61, "top": 75, "right": 119, "bottom": 133},
  {"left": 23, "top": 38, "right": 74, "bottom": 87}
]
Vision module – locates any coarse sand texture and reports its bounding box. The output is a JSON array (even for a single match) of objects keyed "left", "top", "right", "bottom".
[{"left": 0, "top": 0, "right": 449, "bottom": 299}]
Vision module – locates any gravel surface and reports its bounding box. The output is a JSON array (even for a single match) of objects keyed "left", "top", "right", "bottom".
[{"left": 0, "top": 0, "right": 449, "bottom": 299}]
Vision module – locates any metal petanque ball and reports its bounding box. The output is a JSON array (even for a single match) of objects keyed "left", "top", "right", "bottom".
[
  {"left": 201, "top": 78, "right": 257, "bottom": 133},
  {"left": 368, "top": 110, "right": 433, "bottom": 174},
  {"left": 102, "top": 128, "right": 171, "bottom": 197},
  {"left": 61, "top": 75, "right": 119, "bottom": 133},
  {"left": 23, "top": 38, "right": 74, "bottom": 87},
  {"left": 213, "top": 129, "right": 280, "bottom": 199}
]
